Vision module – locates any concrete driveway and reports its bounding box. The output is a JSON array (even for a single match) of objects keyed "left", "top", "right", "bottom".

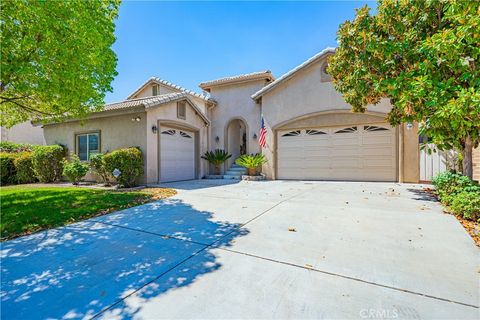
[{"left": 1, "top": 180, "right": 478, "bottom": 319}]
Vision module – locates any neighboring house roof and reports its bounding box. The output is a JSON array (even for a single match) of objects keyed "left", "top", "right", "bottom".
[
  {"left": 251, "top": 47, "right": 336, "bottom": 101},
  {"left": 105, "top": 92, "right": 210, "bottom": 124},
  {"left": 199, "top": 71, "right": 275, "bottom": 91},
  {"left": 126, "top": 76, "right": 214, "bottom": 104}
]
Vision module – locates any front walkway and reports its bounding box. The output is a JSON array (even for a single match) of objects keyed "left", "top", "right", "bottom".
[{"left": 1, "top": 180, "right": 478, "bottom": 319}]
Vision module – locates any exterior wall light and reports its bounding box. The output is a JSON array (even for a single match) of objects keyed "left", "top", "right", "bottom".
[
  {"left": 406, "top": 123, "right": 413, "bottom": 130},
  {"left": 215, "top": 136, "right": 220, "bottom": 143},
  {"left": 253, "top": 133, "right": 257, "bottom": 140},
  {"left": 152, "top": 125, "right": 158, "bottom": 134},
  {"left": 131, "top": 116, "right": 141, "bottom": 122}
]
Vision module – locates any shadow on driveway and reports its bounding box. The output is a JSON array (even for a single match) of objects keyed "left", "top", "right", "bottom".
[{"left": 1, "top": 199, "right": 248, "bottom": 319}]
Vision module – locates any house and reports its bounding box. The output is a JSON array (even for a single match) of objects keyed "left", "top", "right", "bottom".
[
  {"left": 42, "top": 48, "right": 466, "bottom": 183},
  {"left": 1, "top": 121, "right": 45, "bottom": 145}
]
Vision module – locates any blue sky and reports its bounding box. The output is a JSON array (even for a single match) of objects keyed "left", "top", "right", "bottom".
[{"left": 106, "top": 1, "right": 375, "bottom": 103}]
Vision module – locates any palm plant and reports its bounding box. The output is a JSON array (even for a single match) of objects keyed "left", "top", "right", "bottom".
[
  {"left": 235, "top": 153, "right": 267, "bottom": 176},
  {"left": 201, "top": 149, "right": 232, "bottom": 175}
]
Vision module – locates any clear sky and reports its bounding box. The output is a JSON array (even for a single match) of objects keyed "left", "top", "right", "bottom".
[{"left": 106, "top": 1, "right": 375, "bottom": 103}]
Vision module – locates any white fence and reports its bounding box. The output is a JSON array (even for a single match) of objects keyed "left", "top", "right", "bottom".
[{"left": 419, "top": 144, "right": 457, "bottom": 181}]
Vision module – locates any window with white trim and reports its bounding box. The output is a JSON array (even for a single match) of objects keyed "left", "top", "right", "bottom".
[
  {"left": 177, "top": 101, "right": 186, "bottom": 120},
  {"left": 76, "top": 132, "right": 100, "bottom": 161}
]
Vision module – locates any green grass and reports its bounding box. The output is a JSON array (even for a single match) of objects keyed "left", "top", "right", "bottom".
[{"left": 0, "top": 185, "right": 156, "bottom": 240}]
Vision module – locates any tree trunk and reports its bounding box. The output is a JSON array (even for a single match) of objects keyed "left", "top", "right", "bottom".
[{"left": 462, "top": 136, "right": 473, "bottom": 179}]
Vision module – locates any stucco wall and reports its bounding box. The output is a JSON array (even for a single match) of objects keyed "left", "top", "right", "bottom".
[
  {"left": 145, "top": 100, "right": 209, "bottom": 184},
  {"left": 259, "top": 54, "right": 419, "bottom": 182},
  {"left": 1, "top": 121, "right": 45, "bottom": 145},
  {"left": 43, "top": 111, "right": 147, "bottom": 182},
  {"left": 208, "top": 80, "right": 266, "bottom": 171}
]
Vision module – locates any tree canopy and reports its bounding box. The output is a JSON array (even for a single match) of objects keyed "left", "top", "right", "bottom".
[
  {"left": 0, "top": 0, "right": 120, "bottom": 127},
  {"left": 328, "top": 0, "right": 480, "bottom": 177}
]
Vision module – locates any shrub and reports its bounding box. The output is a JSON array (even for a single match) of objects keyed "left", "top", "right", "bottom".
[
  {"left": 450, "top": 190, "right": 480, "bottom": 222},
  {"left": 201, "top": 149, "right": 231, "bottom": 175},
  {"left": 14, "top": 152, "right": 37, "bottom": 184},
  {"left": 235, "top": 153, "right": 267, "bottom": 176},
  {"left": 89, "top": 153, "right": 111, "bottom": 185},
  {"left": 32, "top": 145, "right": 66, "bottom": 182},
  {"left": 432, "top": 171, "right": 480, "bottom": 222},
  {"left": 63, "top": 154, "right": 89, "bottom": 184},
  {"left": 0, "top": 141, "right": 35, "bottom": 153},
  {"left": 431, "top": 171, "right": 473, "bottom": 204},
  {"left": 104, "top": 147, "right": 144, "bottom": 187},
  {"left": 0, "top": 153, "right": 17, "bottom": 185}
]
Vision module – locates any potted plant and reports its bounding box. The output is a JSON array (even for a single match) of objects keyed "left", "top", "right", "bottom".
[
  {"left": 201, "top": 149, "right": 232, "bottom": 175},
  {"left": 235, "top": 153, "right": 267, "bottom": 176}
]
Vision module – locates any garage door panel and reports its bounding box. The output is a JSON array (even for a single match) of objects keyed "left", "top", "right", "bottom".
[
  {"left": 277, "top": 123, "right": 396, "bottom": 181},
  {"left": 160, "top": 127, "right": 195, "bottom": 182}
]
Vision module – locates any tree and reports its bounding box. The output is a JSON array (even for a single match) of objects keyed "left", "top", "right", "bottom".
[
  {"left": 328, "top": 0, "right": 480, "bottom": 178},
  {"left": 0, "top": 0, "right": 120, "bottom": 127}
]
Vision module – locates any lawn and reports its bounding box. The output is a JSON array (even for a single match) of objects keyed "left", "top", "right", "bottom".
[{"left": 0, "top": 185, "right": 176, "bottom": 240}]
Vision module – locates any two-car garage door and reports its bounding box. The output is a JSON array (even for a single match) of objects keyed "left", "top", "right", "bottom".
[{"left": 277, "top": 123, "right": 396, "bottom": 181}]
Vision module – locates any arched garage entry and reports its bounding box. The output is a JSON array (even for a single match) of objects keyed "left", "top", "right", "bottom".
[{"left": 274, "top": 111, "right": 398, "bottom": 182}]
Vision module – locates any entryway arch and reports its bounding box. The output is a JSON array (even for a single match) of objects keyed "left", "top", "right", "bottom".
[{"left": 224, "top": 117, "right": 248, "bottom": 169}]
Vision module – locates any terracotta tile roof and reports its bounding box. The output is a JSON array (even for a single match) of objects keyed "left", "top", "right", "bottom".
[
  {"left": 127, "top": 76, "right": 214, "bottom": 103},
  {"left": 104, "top": 92, "right": 210, "bottom": 124},
  {"left": 199, "top": 71, "right": 275, "bottom": 90},
  {"left": 251, "top": 47, "right": 336, "bottom": 100}
]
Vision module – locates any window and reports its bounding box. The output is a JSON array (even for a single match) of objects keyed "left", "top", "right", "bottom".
[
  {"left": 334, "top": 126, "right": 357, "bottom": 134},
  {"left": 306, "top": 129, "right": 327, "bottom": 135},
  {"left": 364, "top": 125, "right": 389, "bottom": 132},
  {"left": 76, "top": 132, "right": 100, "bottom": 161},
  {"left": 177, "top": 101, "right": 186, "bottom": 120},
  {"left": 161, "top": 129, "right": 176, "bottom": 135},
  {"left": 152, "top": 84, "right": 159, "bottom": 96},
  {"left": 179, "top": 131, "right": 192, "bottom": 138},
  {"left": 281, "top": 130, "right": 301, "bottom": 137}
]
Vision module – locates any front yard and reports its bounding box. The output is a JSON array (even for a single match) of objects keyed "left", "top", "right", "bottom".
[{"left": 0, "top": 185, "right": 176, "bottom": 240}]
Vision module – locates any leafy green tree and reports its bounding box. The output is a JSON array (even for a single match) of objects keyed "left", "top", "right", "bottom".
[
  {"left": 328, "top": 0, "right": 480, "bottom": 178},
  {"left": 0, "top": 0, "right": 120, "bottom": 127}
]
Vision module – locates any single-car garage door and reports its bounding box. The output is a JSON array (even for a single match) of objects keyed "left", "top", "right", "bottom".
[
  {"left": 277, "top": 123, "right": 396, "bottom": 181},
  {"left": 159, "top": 126, "right": 196, "bottom": 182}
]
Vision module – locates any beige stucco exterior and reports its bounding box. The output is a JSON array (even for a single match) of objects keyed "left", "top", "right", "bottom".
[
  {"left": 1, "top": 121, "right": 45, "bottom": 145},
  {"left": 41, "top": 48, "right": 453, "bottom": 184},
  {"left": 207, "top": 80, "right": 268, "bottom": 171},
  {"left": 254, "top": 53, "right": 419, "bottom": 183}
]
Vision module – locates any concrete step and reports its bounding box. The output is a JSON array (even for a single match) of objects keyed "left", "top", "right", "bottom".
[
  {"left": 227, "top": 167, "right": 247, "bottom": 173},
  {"left": 223, "top": 174, "right": 241, "bottom": 180},
  {"left": 231, "top": 164, "right": 243, "bottom": 169},
  {"left": 225, "top": 170, "right": 244, "bottom": 176}
]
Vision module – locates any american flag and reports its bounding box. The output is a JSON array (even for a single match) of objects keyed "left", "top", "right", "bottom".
[{"left": 258, "top": 115, "right": 267, "bottom": 148}]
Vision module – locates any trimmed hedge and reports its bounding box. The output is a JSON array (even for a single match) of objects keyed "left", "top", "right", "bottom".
[
  {"left": 32, "top": 145, "right": 66, "bottom": 182},
  {"left": 104, "top": 147, "right": 143, "bottom": 188},
  {"left": 432, "top": 171, "right": 480, "bottom": 222},
  {"left": 0, "top": 141, "right": 35, "bottom": 153},
  {"left": 0, "top": 153, "right": 17, "bottom": 185},
  {"left": 14, "top": 152, "right": 37, "bottom": 184}
]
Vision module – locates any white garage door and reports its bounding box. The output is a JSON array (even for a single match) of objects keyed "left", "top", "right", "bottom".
[
  {"left": 278, "top": 124, "right": 396, "bottom": 181},
  {"left": 159, "top": 127, "right": 195, "bottom": 182}
]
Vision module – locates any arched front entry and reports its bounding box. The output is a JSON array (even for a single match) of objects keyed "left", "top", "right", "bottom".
[{"left": 224, "top": 118, "right": 248, "bottom": 169}]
